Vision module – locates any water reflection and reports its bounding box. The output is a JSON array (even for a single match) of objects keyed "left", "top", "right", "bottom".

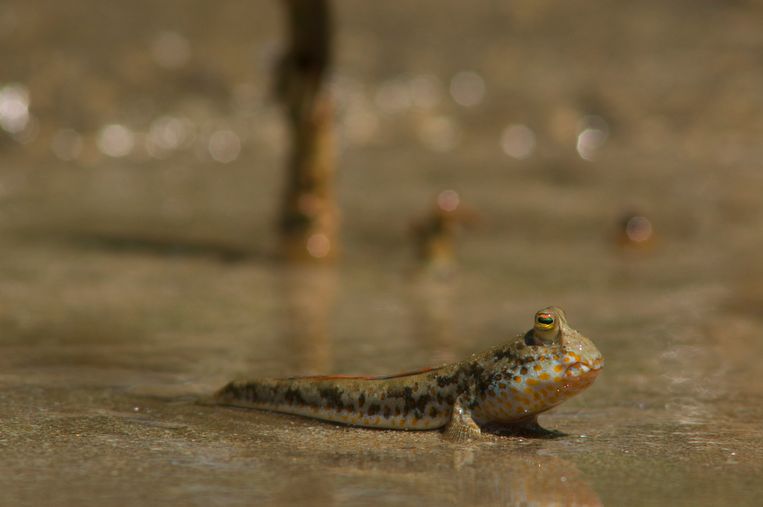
[
  {"left": 97, "top": 123, "right": 136, "bottom": 158},
  {"left": 575, "top": 115, "right": 609, "bottom": 161},
  {"left": 408, "top": 273, "right": 459, "bottom": 364},
  {"left": 145, "top": 115, "right": 193, "bottom": 158},
  {"left": 449, "top": 445, "right": 603, "bottom": 506},
  {"left": 0, "top": 82, "right": 30, "bottom": 134},
  {"left": 277, "top": 266, "right": 337, "bottom": 374},
  {"left": 501, "top": 123, "right": 536, "bottom": 160},
  {"left": 252, "top": 427, "right": 603, "bottom": 507},
  {"left": 207, "top": 129, "right": 241, "bottom": 163},
  {"left": 450, "top": 70, "right": 486, "bottom": 107}
]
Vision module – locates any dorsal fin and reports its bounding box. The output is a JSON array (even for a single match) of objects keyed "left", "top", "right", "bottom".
[
  {"left": 370, "top": 365, "right": 445, "bottom": 380},
  {"left": 284, "top": 365, "right": 446, "bottom": 381}
]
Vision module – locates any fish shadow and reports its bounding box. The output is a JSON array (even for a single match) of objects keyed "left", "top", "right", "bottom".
[{"left": 483, "top": 422, "right": 568, "bottom": 440}]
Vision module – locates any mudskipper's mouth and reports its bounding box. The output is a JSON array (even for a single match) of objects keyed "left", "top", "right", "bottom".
[{"left": 564, "top": 358, "right": 604, "bottom": 378}]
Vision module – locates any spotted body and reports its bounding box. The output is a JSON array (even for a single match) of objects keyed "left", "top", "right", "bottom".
[{"left": 215, "top": 307, "right": 603, "bottom": 438}]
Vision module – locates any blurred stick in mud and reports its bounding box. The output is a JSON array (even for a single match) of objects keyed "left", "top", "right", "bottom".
[
  {"left": 411, "top": 190, "right": 480, "bottom": 274},
  {"left": 276, "top": 0, "right": 339, "bottom": 262}
]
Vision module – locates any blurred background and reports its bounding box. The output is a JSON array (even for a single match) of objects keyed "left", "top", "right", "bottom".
[{"left": 1, "top": 1, "right": 762, "bottom": 506}]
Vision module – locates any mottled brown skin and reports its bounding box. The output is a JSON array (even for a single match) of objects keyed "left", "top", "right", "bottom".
[{"left": 215, "top": 307, "right": 604, "bottom": 439}]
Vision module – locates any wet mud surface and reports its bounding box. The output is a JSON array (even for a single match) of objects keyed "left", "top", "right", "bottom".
[{"left": 2, "top": 1, "right": 763, "bottom": 505}]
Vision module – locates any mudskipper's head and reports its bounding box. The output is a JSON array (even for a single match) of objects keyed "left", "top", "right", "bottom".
[
  {"left": 475, "top": 307, "right": 604, "bottom": 423},
  {"left": 525, "top": 307, "right": 604, "bottom": 377}
]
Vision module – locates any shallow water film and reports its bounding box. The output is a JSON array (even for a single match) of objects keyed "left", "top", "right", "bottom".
[{"left": 2, "top": 1, "right": 763, "bottom": 506}]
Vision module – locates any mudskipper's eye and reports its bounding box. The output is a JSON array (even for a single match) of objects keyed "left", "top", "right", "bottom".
[
  {"left": 536, "top": 314, "right": 555, "bottom": 328},
  {"left": 531, "top": 309, "right": 562, "bottom": 344}
]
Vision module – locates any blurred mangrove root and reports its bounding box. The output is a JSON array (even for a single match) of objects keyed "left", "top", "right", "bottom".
[
  {"left": 411, "top": 190, "right": 479, "bottom": 272},
  {"left": 277, "top": 0, "right": 339, "bottom": 262}
]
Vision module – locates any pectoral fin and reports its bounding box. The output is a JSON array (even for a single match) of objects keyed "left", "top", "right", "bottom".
[{"left": 442, "top": 395, "right": 482, "bottom": 442}]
